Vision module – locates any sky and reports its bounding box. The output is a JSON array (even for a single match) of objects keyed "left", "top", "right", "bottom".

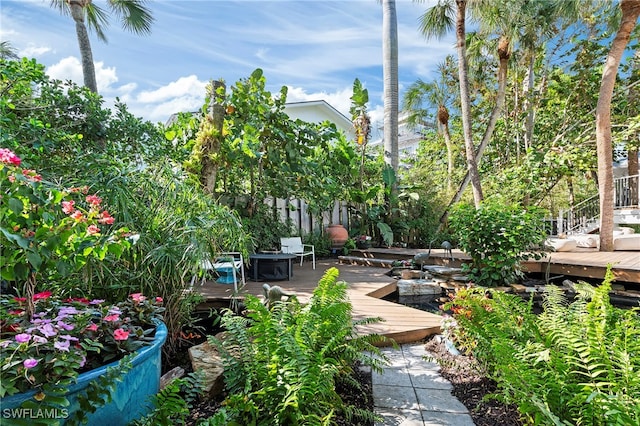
[{"left": 0, "top": 0, "right": 457, "bottom": 128}]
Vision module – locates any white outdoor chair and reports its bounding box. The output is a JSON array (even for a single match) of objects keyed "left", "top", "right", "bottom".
[
  {"left": 280, "top": 237, "right": 315, "bottom": 269},
  {"left": 198, "top": 252, "right": 245, "bottom": 293}
]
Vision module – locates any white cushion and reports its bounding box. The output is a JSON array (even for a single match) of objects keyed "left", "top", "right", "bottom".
[
  {"left": 613, "top": 234, "right": 640, "bottom": 251},
  {"left": 570, "top": 235, "right": 599, "bottom": 248},
  {"left": 547, "top": 238, "right": 577, "bottom": 252}
]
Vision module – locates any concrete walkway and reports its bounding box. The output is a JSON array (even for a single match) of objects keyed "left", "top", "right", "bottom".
[{"left": 373, "top": 343, "right": 475, "bottom": 426}]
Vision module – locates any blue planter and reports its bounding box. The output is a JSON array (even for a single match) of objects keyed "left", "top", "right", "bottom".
[{"left": 1, "top": 321, "right": 167, "bottom": 425}]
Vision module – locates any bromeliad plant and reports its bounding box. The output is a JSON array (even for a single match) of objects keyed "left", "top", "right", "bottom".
[{"left": 0, "top": 148, "right": 133, "bottom": 318}]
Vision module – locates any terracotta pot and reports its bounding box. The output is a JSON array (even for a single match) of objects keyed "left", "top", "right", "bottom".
[{"left": 326, "top": 224, "right": 348, "bottom": 248}]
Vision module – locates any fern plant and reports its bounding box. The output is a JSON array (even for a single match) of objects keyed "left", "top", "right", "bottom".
[
  {"left": 207, "top": 267, "right": 390, "bottom": 425},
  {"left": 129, "top": 371, "right": 206, "bottom": 426},
  {"left": 445, "top": 268, "right": 640, "bottom": 425}
]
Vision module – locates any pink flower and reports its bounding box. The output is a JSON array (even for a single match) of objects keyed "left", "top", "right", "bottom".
[
  {"left": 23, "top": 358, "right": 38, "bottom": 369},
  {"left": 155, "top": 297, "right": 163, "bottom": 304},
  {"left": 8, "top": 174, "right": 16, "bottom": 183},
  {"left": 86, "top": 194, "right": 102, "bottom": 206},
  {"left": 113, "top": 329, "right": 129, "bottom": 341},
  {"left": 130, "top": 293, "right": 146, "bottom": 303},
  {"left": 22, "top": 169, "right": 42, "bottom": 182},
  {"left": 0, "top": 148, "right": 21, "bottom": 166},
  {"left": 86, "top": 323, "right": 98, "bottom": 332},
  {"left": 62, "top": 200, "right": 75, "bottom": 214},
  {"left": 87, "top": 225, "right": 101, "bottom": 235},
  {"left": 15, "top": 333, "right": 31, "bottom": 343},
  {"left": 98, "top": 210, "right": 115, "bottom": 224},
  {"left": 71, "top": 210, "right": 85, "bottom": 221},
  {"left": 33, "top": 291, "right": 52, "bottom": 300},
  {"left": 104, "top": 314, "right": 120, "bottom": 322}
]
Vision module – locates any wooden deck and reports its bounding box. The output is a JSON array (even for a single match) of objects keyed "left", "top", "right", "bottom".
[
  {"left": 195, "top": 259, "right": 442, "bottom": 346},
  {"left": 194, "top": 248, "right": 640, "bottom": 346},
  {"left": 353, "top": 247, "right": 640, "bottom": 285}
]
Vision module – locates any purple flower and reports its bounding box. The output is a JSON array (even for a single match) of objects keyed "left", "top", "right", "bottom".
[
  {"left": 79, "top": 355, "right": 86, "bottom": 368},
  {"left": 15, "top": 333, "right": 31, "bottom": 343},
  {"left": 32, "top": 335, "right": 47, "bottom": 344},
  {"left": 54, "top": 339, "right": 70, "bottom": 352},
  {"left": 59, "top": 335, "right": 78, "bottom": 341},
  {"left": 23, "top": 358, "right": 38, "bottom": 369},
  {"left": 57, "top": 306, "right": 79, "bottom": 317},
  {"left": 39, "top": 323, "right": 57, "bottom": 337},
  {"left": 0, "top": 340, "right": 11, "bottom": 348},
  {"left": 108, "top": 307, "right": 122, "bottom": 315},
  {"left": 57, "top": 321, "right": 74, "bottom": 331},
  {"left": 89, "top": 299, "right": 105, "bottom": 305}
]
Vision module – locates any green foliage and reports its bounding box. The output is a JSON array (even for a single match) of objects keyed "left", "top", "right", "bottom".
[
  {"left": 130, "top": 371, "right": 206, "bottom": 426},
  {"left": 446, "top": 269, "right": 640, "bottom": 425},
  {"left": 240, "top": 203, "right": 293, "bottom": 252},
  {"left": 70, "top": 353, "right": 135, "bottom": 425},
  {"left": 448, "top": 199, "right": 548, "bottom": 286},
  {"left": 302, "top": 229, "right": 332, "bottom": 257},
  {"left": 208, "top": 268, "right": 390, "bottom": 425},
  {"left": 8, "top": 353, "right": 135, "bottom": 426}
]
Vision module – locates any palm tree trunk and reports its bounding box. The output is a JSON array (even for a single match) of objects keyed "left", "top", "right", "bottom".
[
  {"left": 69, "top": 0, "right": 97, "bottom": 93},
  {"left": 382, "top": 0, "right": 399, "bottom": 176},
  {"left": 200, "top": 81, "right": 225, "bottom": 194},
  {"left": 523, "top": 53, "right": 536, "bottom": 151},
  {"left": 441, "top": 117, "right": 454, "bottom": 193},
  {"left": 455, "top": 0, "right": 483, "bottom": 208},
  {"left": 596, "top": 0, "right": 640, "bottom": 251}
]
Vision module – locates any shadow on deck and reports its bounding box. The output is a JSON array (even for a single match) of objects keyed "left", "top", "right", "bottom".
[{"left": 195, "top": 258, "right": 442, "bottom": 346}]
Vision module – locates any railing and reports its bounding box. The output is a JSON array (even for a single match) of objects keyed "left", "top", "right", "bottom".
[
  {"left": 550, "top": 175, "right": 639, "bottom": 236},
  {"left": 614, "top": 174, "right": 639, "bottom": 208}
]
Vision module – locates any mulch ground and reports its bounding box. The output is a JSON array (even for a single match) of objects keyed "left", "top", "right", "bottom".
[
  {"left": 172, "top": 335, "right": 522, "bottom": 425},
  {"left": 423, "top": 337, "right": 524, "bottom": 426}
]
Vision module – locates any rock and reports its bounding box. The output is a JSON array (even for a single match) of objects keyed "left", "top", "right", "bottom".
[
  {"left": 160, "top": 366, "right": 185, "bottom": 389},
  {"left": 397, "top": 279, "right": 442, "bottom": 296},
  {"left": 509, "top": 284, "right": 527, "bottom": 293},
  {"left": 188, "top": 338, "right": 225, "bottom": 398}
]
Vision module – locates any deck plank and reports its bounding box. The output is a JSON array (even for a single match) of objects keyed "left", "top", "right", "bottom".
[{"left": 195, "top": 248, "right": 640, "bottom": 346}]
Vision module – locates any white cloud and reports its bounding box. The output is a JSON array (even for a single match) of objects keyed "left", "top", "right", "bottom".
[
  {"left": 20, "top": 44, "right": 51, "bottom": 58},
  {"left": 285, "top": 86, "right": 354, "bottom": 118},
  {"left": 46, "top": 57, "right": 118, "bottom": 93},
  {"left": 46, "top": 56, "right": 83, "bottom": 84},
  {"left": 136, "top": 75, "right": 207, "bottom": 103}
]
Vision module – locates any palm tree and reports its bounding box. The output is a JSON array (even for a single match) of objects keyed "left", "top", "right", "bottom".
[
  {"left": 419, "top": 0, "right": 483, "bottom": 208},
  {"left": 403, "top": 57, "right": 457, "bottom": 191},
  {"left": 595, "top": 0, "right": 640, "bottom": 251},
  {"left": 0, "top": 41, "right": 19, "bottom": 60},
  {"left": 50, "top": 0, "right": 153, "bottom": 93},
  {"left": 382, "top": 0, "right": 399, "bottom": 178}
]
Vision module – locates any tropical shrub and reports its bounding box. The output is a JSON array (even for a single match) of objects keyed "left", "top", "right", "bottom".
[
  {"left": 207, "top": 268, "right": 390, "bottom": 425},
  {"left": 445, "top": 270, "right": 640, "bottom": 425},
  {"left": 448, "top": 199, "right": 548, "bottom": 286}
]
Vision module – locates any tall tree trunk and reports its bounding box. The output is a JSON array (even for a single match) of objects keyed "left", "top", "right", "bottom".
[
  {"left": 596, "top": 0, "right": 640, "bottom": 251},
  {"left": 382, "top": 0, "right": 399, "bottom": 176},
  {"left": 439, "top": 105, "right": 454, "bottom": 192},
  {"left": 69, "top": 0, "right": 97, "bottom": 93},
  {"left": 455, "top": 0, "right": 483, "bottom": 208},
  {"left": 199, "top": 80, "right": 225, "bottom": 194},
  {"left": 438, "top": 31, "right": 509, "bottom": 224},
  {"left": 628, "top": 50, "right": 639, "bottom": 205},
  {"left": 523, "top": 53, "right": 536, "bottom": 151}
]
